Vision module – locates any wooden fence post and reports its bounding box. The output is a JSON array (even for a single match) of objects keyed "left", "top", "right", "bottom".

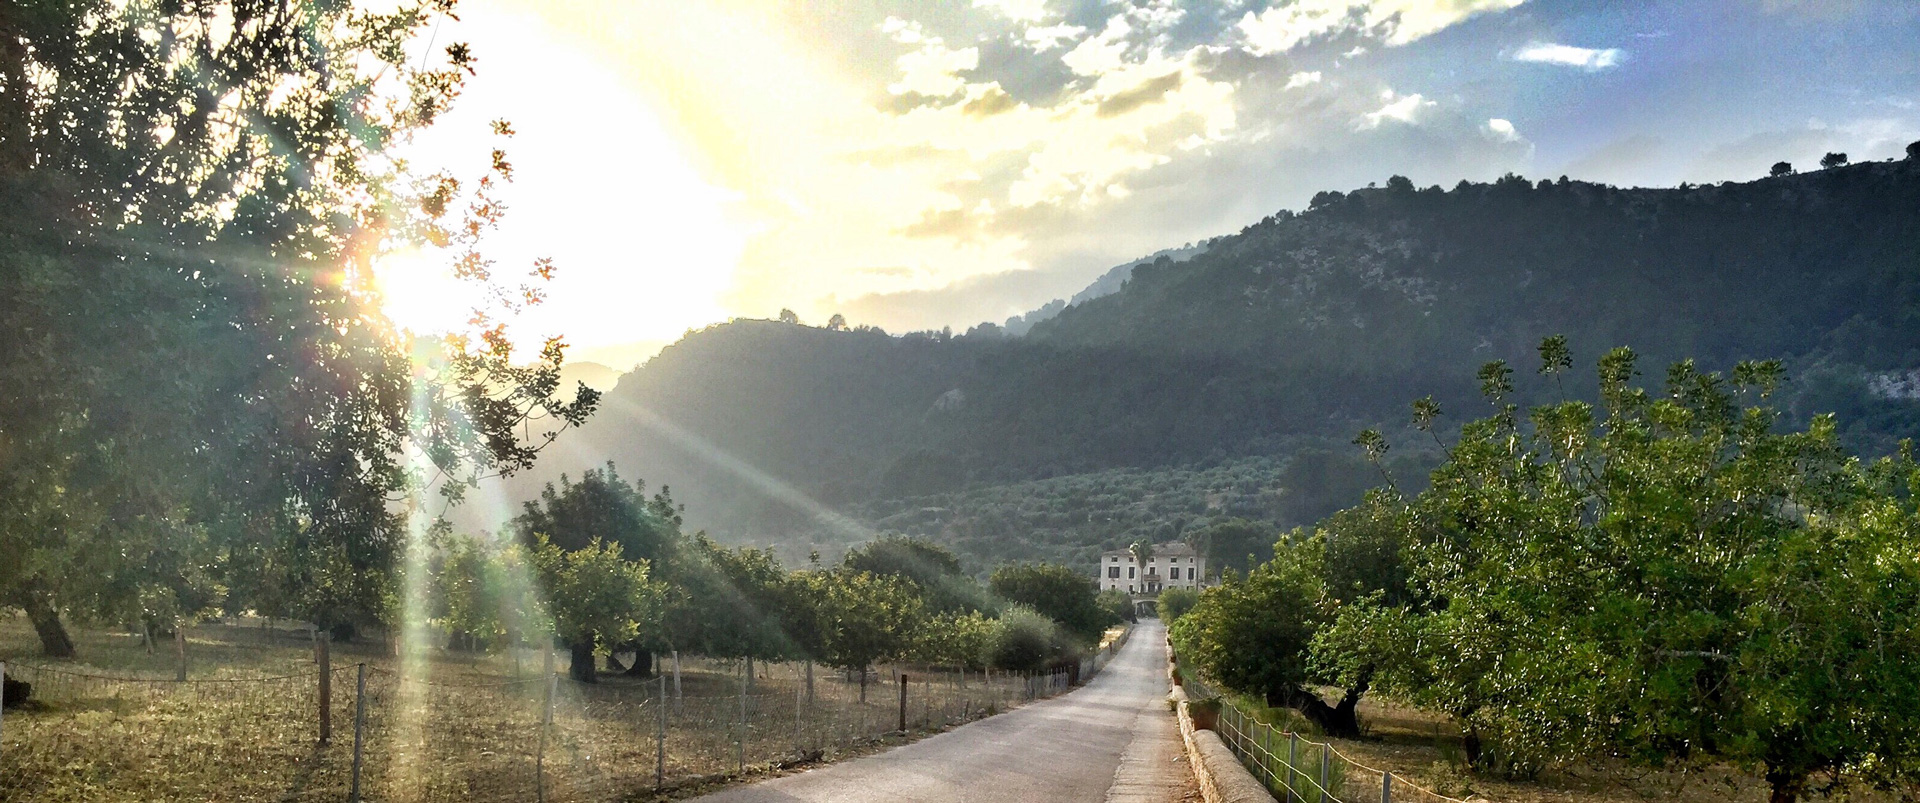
[
  {"left": 897, "top": 672, "right": 909, "bottom": 732},
  {"left": 350, "top": 663, "right": 367, "bottom": 803},
  {"left": 656, "top": 673, "right": 667, "bottom": 788},
  {"left": 1319, "top": 746, "right": 1330, "bottom": 803},
  {"left": 174, "top": 625, "right": 187, "bottom": 681},
  {"left": 318, "top": 634, "right": 332, "bottom": 744}
]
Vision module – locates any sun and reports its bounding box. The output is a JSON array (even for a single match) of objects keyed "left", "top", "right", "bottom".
[{"left": 373, "top": 247, "right": 487, "bottom": 337}]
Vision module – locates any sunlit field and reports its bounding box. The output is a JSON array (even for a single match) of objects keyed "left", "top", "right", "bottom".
[{"left": 1, "top": 616, "right": 1118, "bottom": 803}]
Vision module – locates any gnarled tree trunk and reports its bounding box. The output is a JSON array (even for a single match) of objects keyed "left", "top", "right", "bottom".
[
  {"left": 1272, "top": 677, "right": 1368, "bottom": 738},
  {"left": 623, "top": 648, "right": 654, "bottom": 677},
  {"left": 20, "top": 591, "right": 75, "bottom": 658},
  {"left": 569, "top": 641, "right": 597, "bottom": 683}
]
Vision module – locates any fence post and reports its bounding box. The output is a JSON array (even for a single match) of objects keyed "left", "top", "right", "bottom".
[
  {"left": 672, "top": 650, "right": 683, "bottom": 713},
  {"left": 656, "top": 673, "right": 667, "bottom": 789},
  {"left": 736, "top": 669, "right": 747, "bottom": 774},
  {"left": 805, "top": 659, "right": 814, "bottom": 705},
  {"left": 174, "top": 625, "right": 187, "bottom": 681},
  {"left": 897, "top": 672, "right": 908, "bottom": 732},
  {"left": 538, "top": 671, "right": 556, "bottom": 803},
  {"left": 318, "top": 633, "right": 332, "bottom": 744},
  {"left": 1286, "top": 732, "right": 1298, "bottom": 803},
  {"left": 350, "top": 663, "right": 367, "bottom": 803},
  {"left": 1382, "top": 771, "right": 1392, "bottom": 803},
  {"left": 1261, "top": 723, "right": 1272, "bottom": 788},
  {"left": 1319, "top": 745, "right": 1330, "bottom": 803},
  {"left": 1, "top": 660, "right": 7, "bottom": 750}
]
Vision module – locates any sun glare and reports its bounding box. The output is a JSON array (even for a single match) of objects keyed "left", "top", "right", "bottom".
[{"left": 374, "top": 248, "right": 487, "bottom": 337}]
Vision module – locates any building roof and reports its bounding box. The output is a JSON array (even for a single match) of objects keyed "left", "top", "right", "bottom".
[{"left": 1100, "top": 541, "right": 1200, "bottom": 558}]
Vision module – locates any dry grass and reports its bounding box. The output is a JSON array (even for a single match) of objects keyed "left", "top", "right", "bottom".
[{"left": 0, "top": 615, "right": 1083, "bottom": 803}]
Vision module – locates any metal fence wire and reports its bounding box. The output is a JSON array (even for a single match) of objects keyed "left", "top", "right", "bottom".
[
  {"left": 0, "top": 628, "right": 1131, "bottom": 803},
  {"left": 1183, "top": 672, "right": 1469, "bottom": 803}
]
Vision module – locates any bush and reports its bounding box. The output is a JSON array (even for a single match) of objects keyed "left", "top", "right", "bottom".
[
  {"left": 986, "top": 605, "right": 1070, "bottom": 671},
  {"left": 1157, "top": 587, "right": 1199, "bottom": 621}
]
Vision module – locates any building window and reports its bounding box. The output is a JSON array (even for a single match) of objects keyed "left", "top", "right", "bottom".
[
  {"left": 1129, "top": 584, "right": 1135, "bottom": 593},
  {"left": 1108, "top": 566, "right": 1120, "bottom": 578},
  {"left": 1128, "top": 567, "right": 1136, "bottom": 579}
]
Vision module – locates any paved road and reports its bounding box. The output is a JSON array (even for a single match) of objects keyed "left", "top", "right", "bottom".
[{"left": 690, "top": 619, "right": 1194, "bottom": 803}]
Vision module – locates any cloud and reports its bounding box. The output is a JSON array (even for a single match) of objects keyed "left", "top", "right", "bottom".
[
  {"left": 962, "top": 85, "right": 1020, "bottom": 117},
  {"left": 1022, "top": 23, "right": 1086, "bottom": 52},
  {"left": 1357, "top": 89, "right": 1434, "bottom": 129},
  {"left": 1285, "top": 71, "right": 1324, "bottom": 89},
  {"left": 1239, "top": 0, "right": 1530, "bottom": 56},
  {"left": 1483, "top": 118, "right": 1520, "bottom": 142},
  {"left": 974, "top": 0, "right": 1050, "bottom": 24},
  {"left": 884, "top": 18, "right": 980, "bottom": 97},
  {"left": 1097, "top": 71, "right": 1184, "bottom": 117},
  {"left": 1510, "top": 42, "right": 1625, "bottom": 71}
]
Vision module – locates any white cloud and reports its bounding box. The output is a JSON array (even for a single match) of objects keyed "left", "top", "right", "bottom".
[
  {"left": 1356, "top": 89, "right": 1434, "bottom": 129},
  {"left": 974, "top": 0, "right": 1050, "bottom": 23},
  {"left": 1022, "top": 23, "right": 1087, "bottom": 52},
  {"left": 1510, "top": 41, "right": 1625, "bottom": 71},
  {"left": 884, "top": 18, "right": 980, "bottom": 96},
  {"left": 1484, "top": 117, "right": 1521, "bottom": 141},
  {"left": 1238, "top": 0, "right": 1355, "bottom": 56},
  {"left": 1285, "top": 71, "right": 1324, "bottom": 89},
  {"left": 1239, "top": 0, "right": 1529, "bottom": 56},
  {"left": 1061, "top": 15, "right": 1133, "bottom": 76}
]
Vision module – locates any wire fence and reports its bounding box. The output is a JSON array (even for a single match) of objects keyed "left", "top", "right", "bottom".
[
  {"left": 1181, "top": 672, "right": 1470, "bottom": 803},
  {"left": 0, "top": 628, "right": 1130, "bottom": 803}
]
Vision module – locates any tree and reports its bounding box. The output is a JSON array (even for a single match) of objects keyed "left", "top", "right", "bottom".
[
  {"left": 778, "top": 308, "right": 800, "bottom": 325},
  {"left": 914, "top": 610, "right": 995, "bottom": 669},
  {"left": 985, "top": 605, "right": 1068, "bottom": 671},
  {"left": 803, "top": 569, "right": 927, "bottom": 700},
  {"left": 1770, "top": 161, "right": 1795, "bottom": 176},
  {"left": 1908, "top": 139, "right": 1920, "bottom": 160},
  {"left": 842, "top": 536, "right": 991, "bottom": 614},
  {"left": 526, "top": 536, "right": 662, "bottom": 683},
  {"left": 989, "top": 563, "right": 1116, "bottom": 642},
  {"left": 515, "top": 463, "right": 681, "bottom": 565},
  {"left": 1188, "top": 518, "right": 1277, "bottom": 575},
  {"left": 826, "top": 313, "right": 848, "bottom": 331},
  {"left": 1128, "top": 540, "right": 1154, "bottom": 577},
  {"left": 1171, "top": 541, "right": 1374, "bottom": 736},
  {"left": 663, "top": 536, "right": 793, "bottom": 670},
  {"left": 1155, "top": 587, "right": 1199, "bottom": 621},
  {"left": 1821, "top": 152, "right": 1849, "bottom": 169},
  {"left": 0, "top": 0, "right": 595, "bottom": 655},
  {"left": 1321, "top": 342, "right": 1920, "bottom": 799},
  {"left": 1096, "top": 588, "right": 1136, "bottom": 624}
]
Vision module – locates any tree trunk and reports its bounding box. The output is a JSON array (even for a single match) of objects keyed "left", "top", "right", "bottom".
[
  {"left": 1461, "top": 730, "right": 1483, "bottom": 768},
  {"left": 623, "top": 648, "right": 654, "bottom": 677},
  {"left": 1272, "top": 681, "right": 1365, "bottom": 738},
  {"left": 860, "top": 666, "right": 869, "bottom": 703},
  {"left": 1766, "top": 766, "right": 1808, "bottom": 803},
  {"left": 569, "top": 641, "right": 597, "bottom": 683},
  {"left": 22, "top": 592, "right": 75, "bottom": 658}
]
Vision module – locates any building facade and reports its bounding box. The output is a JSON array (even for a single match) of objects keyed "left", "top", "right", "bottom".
[{"left": 1097, "top": 541, "right": 1206, "bottom": 595}]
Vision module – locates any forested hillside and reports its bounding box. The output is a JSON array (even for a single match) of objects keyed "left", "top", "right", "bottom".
[{"left": 505, "top": 158, "right": 1920, "bottom": 566}]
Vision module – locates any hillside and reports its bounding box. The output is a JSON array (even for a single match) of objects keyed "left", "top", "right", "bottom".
[{"left": 499, "top": 159, "right": 1920, "bottom": 567}]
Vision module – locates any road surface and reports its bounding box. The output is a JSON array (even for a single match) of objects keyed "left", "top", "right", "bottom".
[{"left": 690, "top": 619, "right": 1195, "bottom": 803}]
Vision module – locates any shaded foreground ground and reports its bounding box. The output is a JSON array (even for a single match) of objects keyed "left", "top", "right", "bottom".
[
  {"left": 0, "top": 616, "right": 1104, "bottom": 802},
  {"left": 691, "top": 618, "right": 1196, "bottom": 803}
]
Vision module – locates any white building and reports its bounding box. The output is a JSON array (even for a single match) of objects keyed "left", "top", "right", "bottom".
[{"left": 1098, "top": 541, "right": 1206, "bottom": 595}]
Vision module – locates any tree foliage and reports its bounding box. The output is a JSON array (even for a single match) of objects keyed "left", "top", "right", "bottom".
[
  {"left": 989, "top": 563, "right": 1116, "bottom": 642},
  {"left": 1312, "top": 342, "right": 1920, "bottom": 801},
  {"left": 0, "top": 0, "right": 595, "bottom": 655}
]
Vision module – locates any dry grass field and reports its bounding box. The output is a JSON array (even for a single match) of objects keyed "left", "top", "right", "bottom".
[{"left": 0, "top": 615, "right": 1096, "bottom": 803}]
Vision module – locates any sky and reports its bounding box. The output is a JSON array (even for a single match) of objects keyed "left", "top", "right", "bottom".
[{"left": 376, "top": 0, "right": 1920, "bottom": 369}]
